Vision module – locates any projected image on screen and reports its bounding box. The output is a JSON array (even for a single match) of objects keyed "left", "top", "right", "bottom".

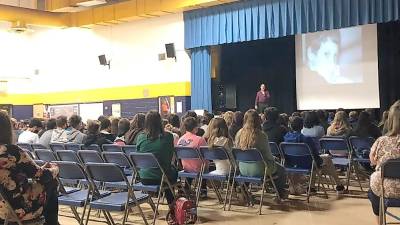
[{"left": 296, "top": 24, "right": 380, "bottom": 110}]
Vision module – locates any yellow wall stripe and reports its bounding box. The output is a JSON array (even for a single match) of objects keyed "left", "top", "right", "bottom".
[{"left": 0, "top": 82, "right": 191, "bottom": 105}]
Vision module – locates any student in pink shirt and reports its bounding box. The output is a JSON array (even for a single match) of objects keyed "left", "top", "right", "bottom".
[{"left": 177, "top": 117, "right": 208, "bottom": 197}]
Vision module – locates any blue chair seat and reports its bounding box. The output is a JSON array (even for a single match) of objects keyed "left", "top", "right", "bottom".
[
  {"left": 59, "top": 190, "right": 90, "bottom": 207},
  {"left": 332, "top": 157, "right": 350, "bottom": 166},
  {"left": 90, "top": 192, "right": 149, "bottom": 211},
  {"left": 234, "top": 175, "right": 263, "bottom": 184},
  {"left": 133, "top": 182, "right": 160, "bottom": 192},
  {"left": 63, "top": 187, "right": 80, "bottom": 195},
  {"left": 104, "top": 181, "right": 128, "bottom": 189},
  {"left": 285, "top": 167, "right": 311, "bottom": 174},
  {"left": 178, "top": 171, "right": 199, "bottom": 178},
  {"left": 385, "top": 198, "right": 400, "bottom": 207},
  {"left": 202, "top": 173, "right": 228, "bottom": 181}
]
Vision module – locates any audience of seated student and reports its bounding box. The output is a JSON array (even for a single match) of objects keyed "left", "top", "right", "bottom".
[
  {"left": 10, "top": 118, "right": 22, "bottom": 140},
  {"left": 223, "top": 111, "right": 235, "bottom": 128},
  {"left": 200, "top": 112, "right": 214, "bottom": 133},
  {"left": 207, "top": 118, "right": 233, "bottom": 175},
  {"left": 165, "top": 123, "right": 180, "bottom": 146},
  {"left": 350, "top": 111, "right": 381, "bottom": 139},
  {"left": 99, "top": 118, "right": 116, "bottom": 144},
  {"left": 365, "top": 108, "right": 378, "bottom": 125},
  {"left": 39, "top": 119, "right": 56, "bottom": 148},
  {"left": 167, "top": 113, "right": 181, "bottom": 136},
  {"left": 317, "top": 110, "right": 329, "bottom": 132},
  {"left": 348, "top": 111, "right": 359, "bottom": 128},
  {"left": 66, "top": 115, "right": 86, "bottom": 144},
  {"left": 110, "top": 117, "right": 120, "bottom": 137},
  {"left": 301, "top": 111, "right": 325, "bottom": 138},
  {"left": 114, "top": 118, "right": 130, "bottom": 145},
  {"left": 378, "top": 110, "right": 389, "bottom": 134},
  {"left": 284, "top": 116, "right": 344, "bottom": 194},
  {"left": 278, "top": 113, "right": 289, "bottom": 130},
  {"left": 0, "top": 111, "right": 59, "bottom": 225},
  {"left": 235, "top": 109, "right": 288, "bottom": 198},
  {"left": 84, "top": 120, "right": 112, "bottom": 147},
  {"left": 136, "top": 111, "right": 177, "bottom": 206},
  {"left": 262, "top": 107, "right": 287, "bottom": 144},
  {"left": 177, "top": 116, "right": 208, "bottom": 197},
  {"left": 368, "top": 100, "right": 400, "bottom": 225},
  {"left": 229, "top": 111, "right": 244, "bottom": 141},
  {"left": 50, "top": 116, "right": 68, "bottom": 143},
  {"left": 18, "top": 118, "right": 43, "bottom": 144},
  {"left": 125, "top": 113, "right": 146, "bottom": 145},
  {"left": 180, "top": 111, "right": 204, "bottom": 137},
  {"left": 327, "top": 111, "right": 352, "bottom": 136}
]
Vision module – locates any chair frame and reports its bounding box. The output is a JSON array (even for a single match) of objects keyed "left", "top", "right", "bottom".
[
  {"left": 269, "top": 142, "right": 285, "bottom": 165},
  {"left": 34, "top": 149, "right": 58, "bottom": 162},
  {"left": 379, "top": 159, "right": 400, "bottom": 225}
]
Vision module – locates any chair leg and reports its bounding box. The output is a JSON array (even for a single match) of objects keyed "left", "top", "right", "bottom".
[
  {"left": 210, "top": 180, "right": 223, "bottom": 203},
  {"left": 259, "top": 182, "right": 266, "bottom": 215},
  {"left": 223, "top": 180, "right": 230, "bottom": 211},
  {"left": 137, "top": 203, "right": 149, "bottom": 225},
  {"left": 307, "top": 171, "right": 314, "bottom": 203},
  {"left": 346, "top": 165, "right": 351, "bottom": 191},
  {"left": 353, "top": 164, "right": 364, "bottom": 191},
  {"left": 269, "top": 176, "right": 281, "bottom": 202},
  {"left": 195, "top": 177, "right": 203, "bottom": 207},
  {"left": 152, "top": 188, "right": 164, "bottom": 225},
  {"left": 228, "top": 179, "right": 236, "bottom": 211},
  {"left": 84, "top": 206, "right": 92, "bottom": 225}
]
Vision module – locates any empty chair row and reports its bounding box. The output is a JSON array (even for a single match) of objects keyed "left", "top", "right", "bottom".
[{"left": 16, "top": 142, "right": 136, "bottom": 154}]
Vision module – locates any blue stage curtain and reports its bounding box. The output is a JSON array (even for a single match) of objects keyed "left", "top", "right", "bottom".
[
  {"left": 184, "top": 0, "right": 400, "bottom": 49},
  {"left": 191, "top": 47, "right": 212, "bottom": 112}
]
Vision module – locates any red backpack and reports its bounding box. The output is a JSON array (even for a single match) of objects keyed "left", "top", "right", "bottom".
[{"left": 166, "top": 197, "right": 197, "bottom": 225}]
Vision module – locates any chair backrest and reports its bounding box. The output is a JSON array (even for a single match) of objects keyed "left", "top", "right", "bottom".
[
  {"left": 23, "top": 150, "right": 35, "bottom": 160},
  {"left": 175, "top": 147, "right": 202, "bottom": 160},
  {"left": 81, "top": 144, "right": 101, "bottom": 152},
  {"left": 102, "top": 144, "right": 123, "bottom": 152},
  {"left": 232, "top": 148, "right": 263, "bottom": 162},
  {"left": 280, "top": 142, "right": 313, "bottom": 170},
  {"left": 102, "top": 152, "right": 132, "bottom": 168},
  {"left": 64, "top": 143, "right": 83, "bottom": 151},
  {"left": 54, "top": 161, "right": 88, "bottom": 180},
  {"left": 268, "top": 142, "right": 281, "bottom": 158},
  {"left": 129, "top": 153, "right": 160, "bottom": 170},
  {"left": 86, "top": 162, "right": 127, "bottom": 183},
  {"left": 381, "top": 159, "right": 400, "bottom": 180},
  {"left": 56, "top": 150, "right": 81, "bottom": 163},
  {"left": 319, "top": 137, "right": 351, "bottom": 156},
  {"left": 49, "top": 143, "right": 65, "bottom": 151},
  {"left": 34, "top": 160, "right": 46, "bottom": 166},
  {"left": 122, "top": 145, "right": 136, "bottom": 155},
  {"left": 32, "top": 144, "right": 47, "bottom": 150},
  {"left": 34, "top": 149, "right": 57, "bottom": 162},
  {"left": 309, "top": 137, "right": 323, "bottom": 154},
  {"left": 78, "top": 150, "right": 104, "bottom": 163},
  {"left": 349, "top": 136, "right": 374, "bottom": 157},
  {"left": 16, "top": 143, "right": 33, "bottom": 152},
  {"left": 200, "top": 147, "right": 229, "bottom": 161}
]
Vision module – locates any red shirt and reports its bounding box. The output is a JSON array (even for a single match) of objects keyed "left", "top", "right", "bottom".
[
  {"left": 255, "top": 90, "right": 270, "bottom": 105},
  {"left": 177, "top": 132, "right": 207, "bottom": 173}
]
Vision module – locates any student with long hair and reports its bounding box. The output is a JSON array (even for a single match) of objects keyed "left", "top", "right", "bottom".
[
  {"left": 368, "top": 100, "right": 400, "bottom": 224},
  {"left": 125, "top": 113, "right": 146, "bottom": 145},
  {"left": 350, "top": 111, "right": 381, "bottom": 139},
  {"left": 327, "top": 111, "right": 352, "bottom": 136},
  {"left": 235, "top": 109, "right": 288, "bottom": 198}
]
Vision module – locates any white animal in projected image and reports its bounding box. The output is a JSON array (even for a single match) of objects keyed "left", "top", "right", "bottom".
[{"left": 307, "top": 37, "right": 352, "bottom": 84}]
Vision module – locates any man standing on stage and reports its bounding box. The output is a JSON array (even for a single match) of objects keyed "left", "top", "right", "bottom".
[{"left": 255, "top": 83, "right": 270, "bottom": 113}]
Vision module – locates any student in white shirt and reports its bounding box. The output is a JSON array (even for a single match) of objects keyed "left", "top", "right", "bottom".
[
  {"left": 301, "top": 111, "right": 325, "bottom": 138},
  {"left": 17, "top": 118, "right": 43, "bottom": 144}
]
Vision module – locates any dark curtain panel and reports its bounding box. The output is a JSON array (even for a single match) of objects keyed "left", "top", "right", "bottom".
[{"left": 378, "top": 21, "right": 400, "bottom": 112}]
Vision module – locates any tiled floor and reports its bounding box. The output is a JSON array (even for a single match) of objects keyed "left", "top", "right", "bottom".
[{"left": 58, "top": 189, "right": 380, "bottom": 225}]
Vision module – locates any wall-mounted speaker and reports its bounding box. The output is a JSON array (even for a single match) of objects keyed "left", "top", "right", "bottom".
[
  {"left": 98, "top": 54, "right": 110, "bottom": 69},
  {"left": 165, "top": 43, "right": 176, "bottom": 59}
]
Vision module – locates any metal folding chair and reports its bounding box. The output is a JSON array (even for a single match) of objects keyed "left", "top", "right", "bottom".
[
  {"left": 78, "top": 150, "right": 104, "bottom": 164},
  {"left": 102, "top": 144, "right": 123, "bottom": 152},
  {"left": 228, "top": 148, "right": 281, "bottom": 215},
  {"left": 379, "top": 159, "right": 400, "bottom": 225},
  {"left": 81, "top": 144, "right": 101, "bottom": 152},
  {"left": 122, "top": 145, "right": 136, "bottom": 155},
  {"left": 319, "top": 137, "right": 362, "bottom": 191},
  {"left": 349, "top": 136, "right": 375, "bottom": 164},
  {"left": 16, "top": 143, "right": 33, "bottom": 152},
  {"left": 200, "top": 147, "right": 233, "bottom": 210},
  {"left": 49, "top": 143, "right": 65, "bottom": 151},
  {"left": 85, "top": 163, "right": 150, "bottom": 225},
  {"left": 31, "top": 144, "right": 47, "bottom": 150},
  {"left": 65, "top": 143, "right": 83, "bottom": 152},
  {"left": 102, "top": 152, "right": 134, "bottom": 188},
  {"left": 56, "top": 150, "right": 82, "bottom": 163},
  {"left": 269, "top": 142, "right": 285, "bottom": 165},
  {"left": 175, "top": 146, "right": 205, "bottom": 206},
  {"left": 34, "top": 149, "right": 58, "bottom": 162},
  {"left": 280, "top": 142, "right": 328, "bottom": 202},
  {"left": 130, "top": 153, "right": 176, "bottom": 225}
]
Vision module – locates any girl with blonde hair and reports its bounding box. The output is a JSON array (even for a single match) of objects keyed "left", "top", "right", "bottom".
[{"left": 327, "top": 111, "right": 352, "bottom": 136}]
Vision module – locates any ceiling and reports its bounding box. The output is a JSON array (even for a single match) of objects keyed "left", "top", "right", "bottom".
[{"left": 0, "top": 0, "right": 238, "bottom": 27}]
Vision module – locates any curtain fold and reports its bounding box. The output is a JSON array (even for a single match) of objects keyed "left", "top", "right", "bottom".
[
  {"left": 191, "top": 47, "right": 212, "bottom": 112},
  {"left": 184, "top": 0, "right": 400, "bottom": 49}
]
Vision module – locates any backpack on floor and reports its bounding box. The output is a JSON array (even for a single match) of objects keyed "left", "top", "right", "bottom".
[{"left": 166, "top": 197, "right": 197, "bottom": 225}]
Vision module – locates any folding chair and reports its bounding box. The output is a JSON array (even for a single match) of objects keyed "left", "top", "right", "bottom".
[
  {"left": 130, "top": 153, "right": 177, "bottom": 225},
  {"left": 23, "top": 150, "right": 35, "bottom": 160},
  {"left": 102, "top": 144, "right": 123, "bottom": 152},
  {"left": 49, "top": 143, "right": 65, "bottom": 151},
  {"left": 379, "top": 159, "right": 400, "bottom": 225},
  {"left": 280, "top": 142, "right": 327, "bottom": 203},
  {"left": 349, "top": 136, "right": 375, "bottom": 164},
  {"left": 34, "top": 149, "right": 58, "bottom": 162},
  {"left": 102, "top": 152, "right": 134, "bottom": 188},
  {"left": 65, "top": 143, "right": 83, "bottom": 151},
  {"left": 269, "top": 142, "right": 284, "bottom": 165},
  {"left": 31, "top": 144, "right": 47, "bottom": 150},
  {"left": 85, "top": 163, "right": 150, "bottom": 225},
  {"left": 122, "top": 145, "right": 136, "bottom": 155},
  {"left": 175, "top": 147, "right": 205, "bottom": 206},
  {"left": 0, "top": 187, "right": 45, "bottom": 225},
  {"left": 56, "top": 150, "right": 82, "bottom": 163},
  {"left": 319, "top": 137, "right": 362, "bottom": 191},
  {"left": 228, "top": 148, "right": 281, "bottom": 215},
  {"left": 81, "top": 144, "right": 101, "bottom": 152},
  {"left": 55, "top": 161, "right": 92, "bottom": 225},
  {"left": 16, "top": 143, "right": 33, "bottom": 152},
  {"left": 78, "top": 150, "right": 104, "bottom": 164},
  {"left": 200, "top": 147, "right": 233, "bottom": 210}
]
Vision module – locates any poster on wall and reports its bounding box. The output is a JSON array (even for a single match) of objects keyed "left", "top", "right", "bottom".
[
  {"left": 33, "top": 104, "right": 46, "bottom": 119},
  {"left": 159, "top": 96, "right": 174, "bottom": 117},
  {"left": 0, "top": 105, "right": 12, "bottom": 116},
  {"left": 48, "top": 104, "right": 79, "bottom": 119},
  {"left": 112, "top": 103, "right": 121, "bottom": 118},
  {"left": 79, "top": 103, "right": 104, "bottom": 123}
]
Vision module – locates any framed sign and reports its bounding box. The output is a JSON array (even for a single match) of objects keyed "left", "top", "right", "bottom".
[{"left": 48, "top": 104, "right": 79, "bottom": 118}]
